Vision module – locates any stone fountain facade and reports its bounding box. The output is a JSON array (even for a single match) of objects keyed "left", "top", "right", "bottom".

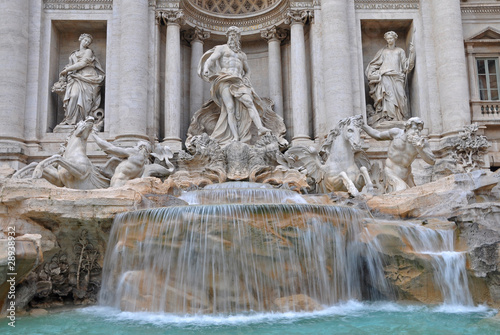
[{"left": 1, "top": 0, "right": 500, "bottom": 315}]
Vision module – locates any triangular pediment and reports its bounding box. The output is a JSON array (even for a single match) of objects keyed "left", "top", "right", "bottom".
[{"left": 466, "top": 27, "right": 500, "bottom": 42}]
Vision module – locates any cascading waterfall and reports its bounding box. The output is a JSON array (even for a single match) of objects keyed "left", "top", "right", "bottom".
[
  {"left": 100, "top": 182, "right": 388, "bottom": 314},
  {"left": 399, "top": 223, "right": 473, "bottom": 306}
]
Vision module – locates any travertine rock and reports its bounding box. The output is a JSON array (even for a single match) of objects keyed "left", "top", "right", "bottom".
[
  {"left": 363, "top": 219, "right": 453, "bottom": 304},
  {"left": 1, "top": 168, "right": 500, "bottom": 312},
  {"left": 0, "top": 234, "right": 43, "bottom": 310},
  {"left": 274, "top": 294, "right": 323, "bottom": 312},
  {"left": 453, "top": 203, "right": 500, "bottom": 307},
  {"left": 365, "top": 170, "right": 500, "bottom": 307},
  {"left": 366, "top": 170, "right": 499, "bottom": 218},
  {"left": 0, "top": 176, "right": 179, "bottom": 312},
  {"left": 29, "top": 308, "right": 48, "bottom": 316},
  {"left": 0, "top": 165, "right": 15, "bottom": 179}
]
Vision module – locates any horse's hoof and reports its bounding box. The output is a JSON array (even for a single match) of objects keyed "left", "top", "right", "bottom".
[{"left": 348, "top": 190, "right": 359, "bottom": 198}]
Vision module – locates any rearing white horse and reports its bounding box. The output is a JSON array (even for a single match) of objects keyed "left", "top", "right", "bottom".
[
  {"left": 285, "top": 115, "right": 373, "bottom": 196},
  {"left": 14, "top": 117, "right": 109, "bottom": 189}
]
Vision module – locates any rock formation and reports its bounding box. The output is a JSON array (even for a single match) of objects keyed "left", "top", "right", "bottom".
[{"left": 1, "top": 169, "right": 500, "bottom": 313}]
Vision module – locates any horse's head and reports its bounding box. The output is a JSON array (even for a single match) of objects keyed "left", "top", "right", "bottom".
[
  {"left": 338, "top": 115, "right": 364, "bottom": 152},
  {"left": 74, "top": 116, "right": 95, "bottom": 139}
]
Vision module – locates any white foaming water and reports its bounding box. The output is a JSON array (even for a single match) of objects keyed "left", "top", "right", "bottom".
[
  {"left": 179, "top": 182, "right": 308, "bottom": 205},
  {"left": 399, "top": 223, "right": 473, "bottom": 306},
  {"left": 80, "top": 302, "right": 496, "bottom": 327}
]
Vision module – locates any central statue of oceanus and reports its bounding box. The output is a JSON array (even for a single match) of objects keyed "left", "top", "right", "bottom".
[{"left": 192, "top": 26, "right": 286, "bottom": 148}]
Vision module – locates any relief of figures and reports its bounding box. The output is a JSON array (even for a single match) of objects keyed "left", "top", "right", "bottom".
[
  {"left": 52, "top": 33, "right": 105, "bottom": 126},
  {"left": 365, "top": 31, "right": 415, "bottom": 122}
]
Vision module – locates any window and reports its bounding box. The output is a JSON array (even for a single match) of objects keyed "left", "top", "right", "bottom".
[{"left": 477, "top": 58, "right": 500, "bottom": 100}]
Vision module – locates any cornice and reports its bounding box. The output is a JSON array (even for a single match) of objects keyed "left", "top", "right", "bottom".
[{"left": 461, "top": 4, "right": 500, "bottom": 14}]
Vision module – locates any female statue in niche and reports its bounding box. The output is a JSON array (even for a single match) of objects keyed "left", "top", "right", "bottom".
[
  {"left": 365, "top": 31, "right": 415, "bottom": 122},
  {"left": 53, "top": 33, "right": 105, "bottom": 126}
]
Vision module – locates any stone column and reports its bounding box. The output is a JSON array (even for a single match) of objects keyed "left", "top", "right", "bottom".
[
  {"left": 320, "top": 1, "right": 353, "bottom": 129},
  {"left": 261, "top": 26, "right": 287, "bottom": 118},
  {"left": 286, "top": 9, "right": 313, "bottom": 144},
  {"left": 185, "top": 28, "right": 210, "bottom": 119},
  {"left": 430, "top": 0, "right": 471, "bottom": 134},
  {"left": 160, "top": 10, "right": 184, "bottom": 151},
  {"left": 0, "top": 0, "right": 29, "bottom": 167},
  {"left": 115, "top": 0, "right": 149, "bottom": 142}
]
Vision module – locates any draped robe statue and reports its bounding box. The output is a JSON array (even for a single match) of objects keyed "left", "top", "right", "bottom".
[
  {"left": 53, "top": 33, "right": 105, "bottom": 126},
  {"left": 365, "top": 31, "right": 415, "bottom": 122}
]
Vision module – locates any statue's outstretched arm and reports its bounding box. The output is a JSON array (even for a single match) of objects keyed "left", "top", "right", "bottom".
[
  {"left": 418, "top": 142, "right": 436, "bottom": 166},
  {"left": 362, "top": 123, "right": 397, "bottom": 141},
  {"left": 92, "top": 133, "right": 129, "bottom": 158}
]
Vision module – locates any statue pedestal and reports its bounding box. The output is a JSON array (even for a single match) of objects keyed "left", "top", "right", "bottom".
[
  {"left": 162, "top": 138, "right": 182, "bottom": 152},
  {"left": 53, "top": 124, "right": 74, "bottom": 133},
  {"left": 291, "top": 137, "right": 314, "bottom": 147},
  {"left": 374, "top": 120, "right": 406, "bottom": 130}
]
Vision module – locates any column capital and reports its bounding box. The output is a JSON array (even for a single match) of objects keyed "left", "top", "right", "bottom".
[
  {"left": 285, "top": 9, "right": 314, "bottom": 26},
  {"left": 261, "top": 25, "right": 287, "bottom": 43},
  {"left": 183, "top": 27, "right": 210, "bottom": 45},
  {"left": 156, "top": 9, "right": 184, "bottom": 26}
]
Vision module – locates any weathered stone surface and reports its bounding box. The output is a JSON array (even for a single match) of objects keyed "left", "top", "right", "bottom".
[
  {"left": 0, "top": 165, "right": 15, "bottom": 178},
  {"left": 363, "top": 219, "right": 453, "bottom": 304},
  {"left": 0, "top": 234, "right": 43, "bottom": 311},
  {"left": 366, "top": 170, "right": 499, "bottom": 218},
  {"left": 452, "top": 202, "right": 500, "bottom": 307},
  {"left": 15, "top": 272, "right": 38, "bottom": 310},
  {"left": 273, "top": 294, "right": 323, "bottom": 312},
  {"left": 29, "top": 308, "right": 48, "bottom": 316},
  {"left": 0, "top": 176, "right": 180, "bottom": 313}
]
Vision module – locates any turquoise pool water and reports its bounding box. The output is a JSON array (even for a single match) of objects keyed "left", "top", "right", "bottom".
[{"left": 2, "top": 302, "right": 499, "bottom": 335}]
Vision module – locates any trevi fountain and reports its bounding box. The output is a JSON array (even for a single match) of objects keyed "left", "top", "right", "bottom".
[{"left": 1, "top": 0, "right": 500, "bottom": 334}]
